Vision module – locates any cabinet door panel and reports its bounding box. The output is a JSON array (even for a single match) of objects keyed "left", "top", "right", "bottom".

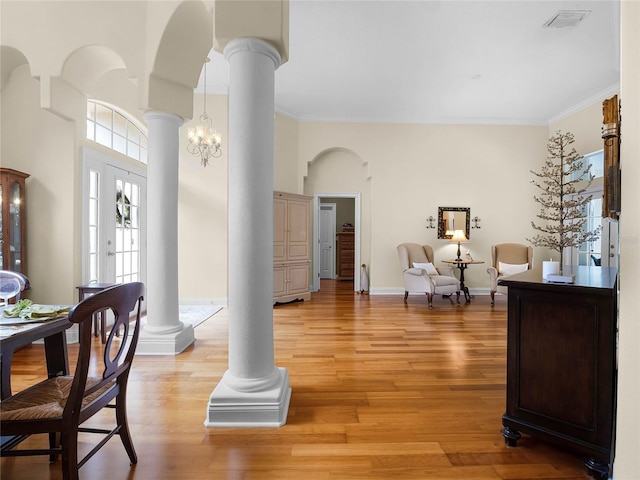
[
  {"left": 273, "top": 266, "right": 286, "bottom": 297},
  {"left": 273, "top": 198, "right": 287, "bottom": 261},
  {"left": 518, "top": 298, "right": 596, "bottom": 429},
  {"left": 287, "top": 200, "right": 309, "bottom": 261},
  {"left": 287, "top": 264, "right": 309, "bottom": 295}
]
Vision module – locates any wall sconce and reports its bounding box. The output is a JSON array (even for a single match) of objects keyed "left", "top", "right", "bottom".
[
  {"left": 426, "top": 216, "right": 436, "bottom": 229},
  {"left": 471, "top": 216, "right": 481, "bottom": 229}
]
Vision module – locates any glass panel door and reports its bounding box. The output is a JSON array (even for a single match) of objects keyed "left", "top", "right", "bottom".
[
  {"left": 107, "top": 168, "right": 145, "bottom": 284},
  {"left": 82, "top": 148, "right": 146, "bottom": 287}
]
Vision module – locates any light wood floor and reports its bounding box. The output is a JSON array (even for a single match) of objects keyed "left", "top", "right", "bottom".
[{"left": 2, "top": 281, "right": 591, "bottom": 479}]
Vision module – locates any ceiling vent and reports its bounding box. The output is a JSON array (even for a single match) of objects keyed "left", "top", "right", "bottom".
[{"left": 543, "top": 10, "right": 591, "bottom": 28}]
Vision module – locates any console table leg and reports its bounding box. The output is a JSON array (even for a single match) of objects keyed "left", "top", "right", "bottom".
[
  {"left": 501, "top": 427, "right": 521, "bottom": 447},
  {"left": 584, "top": 457, "right": 609, "bottom": 480}
]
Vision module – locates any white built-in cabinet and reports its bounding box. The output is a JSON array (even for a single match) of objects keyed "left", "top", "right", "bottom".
[{"left": 273, "top": 191, "right": 312, "bottom": 304}]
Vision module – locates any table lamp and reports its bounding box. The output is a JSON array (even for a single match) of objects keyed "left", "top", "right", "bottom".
[{"left": 450, "top": 230, "right": 468, "bottom": 261}]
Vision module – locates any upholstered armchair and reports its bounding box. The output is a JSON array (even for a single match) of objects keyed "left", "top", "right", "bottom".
[
  {"left": 397, "top": 243, "right": 460, "bottom": 308},
  {"left": 487, "top": 243, "right": 533, "bottom": 305}
]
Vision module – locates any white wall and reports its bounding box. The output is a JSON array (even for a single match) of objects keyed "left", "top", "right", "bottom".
[
  {"left": 551, "top": 101, "right": 607, "bottom": 157},
  {"left": 0, "top": 65, "right": 79, "bottom": 304},
  {"left": 612, "top": 1, "right": 640, "bottom": 477},
  {"left": 274, "top": 113, "right": 300, "bottom": 193},
  {"left": 297, "top": 121, "right": 549, "bottom": 293},
  {"left": 178, "top": 93, "right": 229, "bottom": 303}
]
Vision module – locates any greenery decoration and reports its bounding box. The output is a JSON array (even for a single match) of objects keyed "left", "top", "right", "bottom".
[
  {"left": 116, "top": 188, "right": 131, "bottom": 227},
  {"left": 527, "top": 131, "right": 601, "bottom": 271}
]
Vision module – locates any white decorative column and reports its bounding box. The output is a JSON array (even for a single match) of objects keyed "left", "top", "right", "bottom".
[
  {"left": 138, "top": 111, "right": 195, "bottom": 355},
  {"left": 205, "top": 38, "right": 290, "bottom": 427}
]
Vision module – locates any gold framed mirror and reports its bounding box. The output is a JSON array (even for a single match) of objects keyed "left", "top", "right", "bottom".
[{"left": 438, "top": 207, "right": 470, "bottom": 239}]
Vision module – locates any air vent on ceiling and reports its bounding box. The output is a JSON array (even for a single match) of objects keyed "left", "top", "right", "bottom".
[{"left": 543, "top": 10, "right": 591, "bottom": 28}]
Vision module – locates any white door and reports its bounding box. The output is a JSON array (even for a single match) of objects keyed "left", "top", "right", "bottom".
[
  {"left": 319, "top": 204, "right": 336, "bottom": 279},
  {"left": 103, "top": 165, "right": 147, "bottom": 284},
  {"left": 601, "top": 218, "right": 619, "bottom": 268},
  {"left": 82, "top": 148, "right": 147, "bottom": 286}
]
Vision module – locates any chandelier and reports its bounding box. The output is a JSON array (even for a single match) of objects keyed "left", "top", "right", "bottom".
[{"left": 187, "top": 58, "right": 222, "bottom": 167}]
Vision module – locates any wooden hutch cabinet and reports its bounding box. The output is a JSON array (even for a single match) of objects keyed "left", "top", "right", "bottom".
[
  {"left": 499, "top": 266, "right": 618, "bottom": 480},
  {"left": 0, "top": 168, "right": 29, "bottom": 274},
  {"left": 273, "top": 191, "right": 312, "bottom": 304}
]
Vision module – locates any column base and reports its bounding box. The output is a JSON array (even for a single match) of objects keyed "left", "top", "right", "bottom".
[
  {"left": 205, "top": 367, "right": 291, "bottom": 427},
  {"left": 136, "top": 323, "right": 195, "bottom": 355}
]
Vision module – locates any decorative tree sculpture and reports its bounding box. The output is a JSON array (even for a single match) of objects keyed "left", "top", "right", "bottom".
[{"left": 527, "top": 131, "right": 601, "bottom": 271}]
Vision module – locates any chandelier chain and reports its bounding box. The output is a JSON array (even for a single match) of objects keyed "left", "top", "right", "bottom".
[
  {"left": 186, "top": 57, "right": 221, "bottom": 167},
  {"left": 203, "top": 58, "right": 207, "bottom": 120}
]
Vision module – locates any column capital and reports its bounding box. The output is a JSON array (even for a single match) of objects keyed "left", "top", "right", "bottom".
[
  {"left": 213, "top": 0, "right": 289, "bottom": 64},
  {"left": 143, "top": 110, "right": 184, "bottom": 127},
  {"left": 223, "top": 38, "right": 282, "bottom": 70}
]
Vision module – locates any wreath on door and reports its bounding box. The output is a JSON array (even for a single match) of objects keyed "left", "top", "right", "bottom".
[{"left": 116, "top": 188, "right": 132, "bottom": 227}]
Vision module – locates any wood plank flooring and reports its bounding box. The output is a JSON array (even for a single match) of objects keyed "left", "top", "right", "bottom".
[{"left": 1, "top": 281, "right": 591, "bottom": 479}]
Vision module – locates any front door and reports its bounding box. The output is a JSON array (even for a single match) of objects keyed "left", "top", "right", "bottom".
[
  {"left": 103, "top": 165, "right": 146, "bottom": 284},
  {"left": 82, "top": 148, "right": 147, "bottom": 287}
]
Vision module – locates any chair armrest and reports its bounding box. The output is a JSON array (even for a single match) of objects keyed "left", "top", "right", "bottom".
[
  {"left": 405, "top": 267, "right": 427, "bottom": 276},
  {"left": 487, "top": 267, "right": 499, "bottom": 288},
  {"left": 436, "top": 266, "right": 455, "bottom": 277},
  {"left": 402, "top": 268, "right": 435, "bottom": 293}
]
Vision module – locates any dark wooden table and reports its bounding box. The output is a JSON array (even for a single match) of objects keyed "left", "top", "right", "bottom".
[
  {"left": 76, "top": 283, "right": 115, "bottom": 344},
  {"left": 442, "top": 259, "right": 484, "bottom": 302},
  {"left": 0, "top": 316, "right": 72, "bottom": 400}
]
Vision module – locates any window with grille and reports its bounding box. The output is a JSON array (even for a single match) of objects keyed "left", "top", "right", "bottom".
[{"left": 86, "top": 100, "right": 148, "bottom": 164}]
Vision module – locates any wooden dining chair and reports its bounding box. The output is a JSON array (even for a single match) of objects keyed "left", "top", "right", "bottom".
[{"left": 0, "top": 281, "right": 144, "bottom": 480}]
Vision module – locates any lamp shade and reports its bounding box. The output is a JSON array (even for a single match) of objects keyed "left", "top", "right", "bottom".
[{"left": 450, "top": 230, "right": 468, "bottom": 243}]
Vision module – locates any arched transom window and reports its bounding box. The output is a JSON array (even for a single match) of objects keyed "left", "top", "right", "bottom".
[{"left": 86, "top": 100, "right": 148, "bottom": 164}]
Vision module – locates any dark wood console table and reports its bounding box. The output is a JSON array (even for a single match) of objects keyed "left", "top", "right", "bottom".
[
  {"left": 499, "top": 266, "right": 618, "bottom": 480},
  {"left": 77, "top": 283, "right": 116, "bottom": 344}
]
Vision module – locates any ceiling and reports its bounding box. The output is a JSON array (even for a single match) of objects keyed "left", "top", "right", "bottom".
[{"left": 204, "top": 0, "right": 620, "bottom": 126}]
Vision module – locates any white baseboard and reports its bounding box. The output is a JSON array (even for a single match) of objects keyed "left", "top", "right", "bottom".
[
  {"left": 369, "top": 287, "right": 491, "bottom": 296},
  {"left": 179, "top": 298, "right": 228, "bottom": 307}
]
